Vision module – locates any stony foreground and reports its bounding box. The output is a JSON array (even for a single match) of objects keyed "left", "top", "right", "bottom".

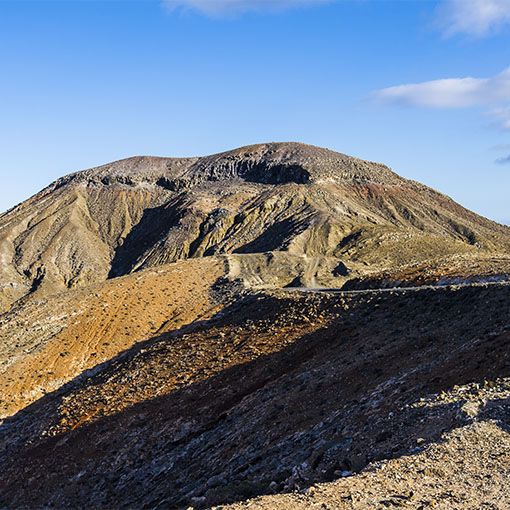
[
  {"left": 222, "top": 387, "right": 510, "bottom": 510},
  {"left": 0, "top": 271, "right": 509, "bottom": 509}
]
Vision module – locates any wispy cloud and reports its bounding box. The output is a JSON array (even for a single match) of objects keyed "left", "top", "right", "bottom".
[
  {"left": 495, "top": 154, "right": 510, "bottom": 164},
  {"left": 163, "top": 0, "right": 332, "bottom": 16},
  {"left": 491, "top": 143, "right": 510, "bottom": 150},
  {"left": 163, "top": 0, "right": 510, "bottom": 31},
  {"left": 437, "top": 0, "right": 510, "bottom": 37},
  {"left": 371, "top": 67, "right": 510, "bottom": 110},
  {"left": 490, "top": 144, "right": 510, "bottom": 164},
  {"left": 488, "top": 106, "right": 510, "bottom": 130},
  {"left": 372, "top": 66, "right": 510, "bottom": 165}
]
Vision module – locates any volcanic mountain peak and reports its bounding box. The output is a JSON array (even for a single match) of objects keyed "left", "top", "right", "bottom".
[
  {"left": 1, "top": 141, "right": 509, "bottom": 312},
  {"left": 1, "top": 142, "right": 510, "bottom": 510},
  {"left": 54, "top": 142, "right": 406, "bottom": 190}
]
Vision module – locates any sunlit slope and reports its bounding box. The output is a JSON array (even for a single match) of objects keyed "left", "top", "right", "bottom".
[
  {"left": 0, "top": 256, "right": 228, "bottom": 418},
  {"left": 1, "top": 142, "right": 509, "bottom": 310}
]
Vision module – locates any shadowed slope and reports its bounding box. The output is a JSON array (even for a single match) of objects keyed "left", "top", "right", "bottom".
[{"left": 0, "top": 282, "right": 509, "bottom": 508}]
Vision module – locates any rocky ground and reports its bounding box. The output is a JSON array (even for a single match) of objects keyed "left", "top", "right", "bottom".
[
  {"left": 1, "top": 143, "right": 510, "bottom": 509},
  {"left": 222, "top": 380, "right": 510, "bottom": 510},
  {"left": 0, "top": 273, "right": 509, "bottom": 509}
]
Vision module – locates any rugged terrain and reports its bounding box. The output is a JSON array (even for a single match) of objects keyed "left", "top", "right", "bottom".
[
  {"left": 0, "top": 143, "right": 509, "bottom": 509},
  {"left": 1, "top": 279, "right": 509, "bottom": 508},
  {"left": 1, "top": 142, "right": 509, "bottom": 311}
]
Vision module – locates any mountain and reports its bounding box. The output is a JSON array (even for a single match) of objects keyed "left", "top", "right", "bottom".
[
  {"left": 1, "top": 142, "right": 509, "bottom": 311},
  {"left": 0, "top": 142, "right": 509, "bottom": 509}
]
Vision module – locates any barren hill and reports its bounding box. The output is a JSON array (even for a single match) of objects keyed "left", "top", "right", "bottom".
[
  {"left": 1, "top": 142, "right": 509, "bottom": 310},
  {"left": 1, "top": 143, "right": 509, "bottom": 510}
]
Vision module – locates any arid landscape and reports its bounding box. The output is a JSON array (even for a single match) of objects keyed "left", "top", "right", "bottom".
[{"left": 0, "top": 142, "right": 509, "bottom": 509}]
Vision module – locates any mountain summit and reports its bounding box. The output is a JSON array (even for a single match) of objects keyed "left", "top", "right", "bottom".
[
  {"left": 0, "top": 142, "right": 509, "bottom": 310},
  {"left": 53, "top": 142, "right": 404, "bottom": 188}
]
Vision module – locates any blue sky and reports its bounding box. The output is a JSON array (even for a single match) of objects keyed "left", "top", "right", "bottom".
[{"left": 1, "top": 0, "right": 510, "bottom": 224}]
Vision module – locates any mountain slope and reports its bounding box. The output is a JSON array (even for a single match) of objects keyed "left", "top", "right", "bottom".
[
  {"left": 0, "top": 257, "right": 231, "bottom": 418},
  {"left": 0, "top": 280, "right": 509, "bottom": 508},
  {"left": 1, "top": 142, "right": 510, "bottom": 509},
  {"left": 1, "top": 142, "right": 509, "bottom": 310}
]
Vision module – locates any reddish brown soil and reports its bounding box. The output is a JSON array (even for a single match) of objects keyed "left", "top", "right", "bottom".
[{"left": 0, "top": 257, "right": 226, "bottom": 418}]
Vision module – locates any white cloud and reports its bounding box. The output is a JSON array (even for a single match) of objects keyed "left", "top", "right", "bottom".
[
  {"left": 437, "top": 0, "right": 510, "bottom": 37},
  {"left": 164, "top": 0, "right": 510, "bottom": 30},
  {"left": 372, "top": 67, "right": 510, "bottom": 109},
  {"left": 163, "top": 0, "right": 332, "bottom": 16},
  {"left": 166, "top": 0, "right": 510, "bottom": 31}
]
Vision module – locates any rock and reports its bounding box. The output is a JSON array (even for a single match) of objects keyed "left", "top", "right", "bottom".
[{"left": 461, "top": 401, "right": 481, "bottom": 419}]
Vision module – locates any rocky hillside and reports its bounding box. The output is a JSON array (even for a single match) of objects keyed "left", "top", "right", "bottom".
[
  {"left": 0, "top": 257, "right": 231, "bottom": 418},
  {"left": 1, "top": 142, "right": 509, "bottom": 510},
  {"left": 0, "top": 273, "right": 509, "bottom": 508},
  {"left": 1, "top": 142, "right": 509, "bottom": 310}
]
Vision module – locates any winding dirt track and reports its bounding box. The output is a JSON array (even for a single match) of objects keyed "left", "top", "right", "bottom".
[{"left": 289, "top": 278, "right": 510, "bottom": 295}]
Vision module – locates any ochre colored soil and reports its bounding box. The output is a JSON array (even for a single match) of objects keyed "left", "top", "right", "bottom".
[{"left": 0, "top": 257, "right": 226, "bottom": 418}]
